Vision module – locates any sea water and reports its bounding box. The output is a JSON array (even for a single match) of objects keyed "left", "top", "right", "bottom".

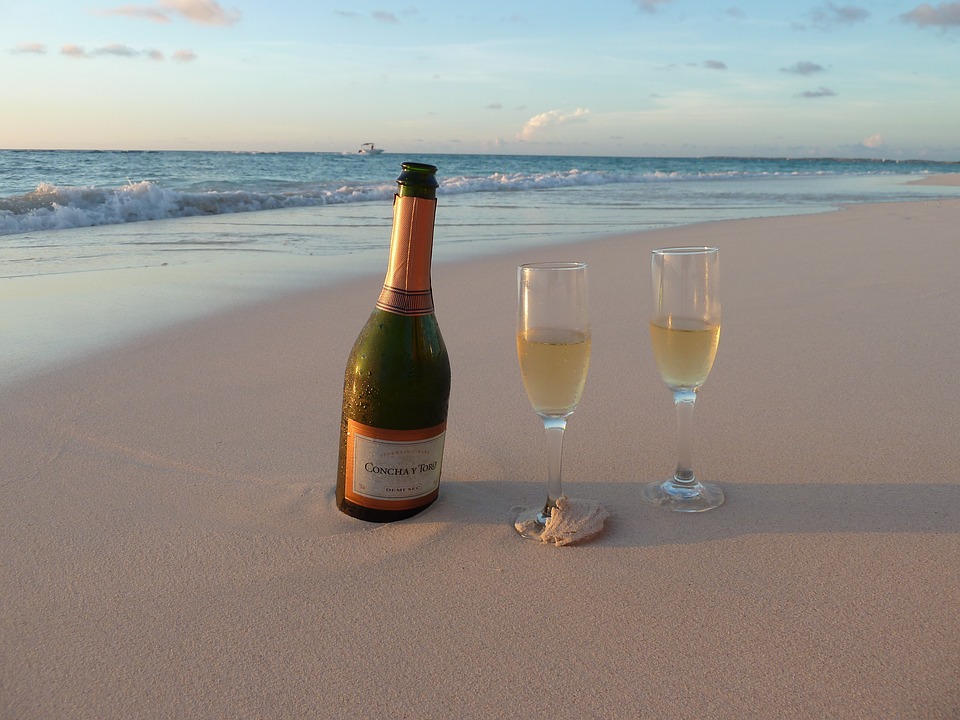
[
  {"left": 4, "top": 151, "right": 960, "bottom": 275},
  {"left": 2, "top": 151, "right": 959, "bottom": 384}
]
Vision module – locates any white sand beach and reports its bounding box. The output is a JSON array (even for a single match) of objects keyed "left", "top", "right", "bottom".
[
  {"left": 3, "top": 193, "right": 960, "bottom": 718},
  {"left": 911, "top": 173, "right": 960, "bottom": 186}
]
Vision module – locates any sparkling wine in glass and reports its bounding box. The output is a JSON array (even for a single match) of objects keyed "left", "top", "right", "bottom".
[
  {"left": 515, "top": 262, "right": 591, "bottom": 539},
  {"left": 644, "top": 247, "right": 724, "bottom": 512}
]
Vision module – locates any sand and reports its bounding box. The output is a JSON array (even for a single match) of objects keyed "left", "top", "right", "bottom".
[
  {"left": 3, "top": 196, "right": 960, "bottom": 719},
  {"left": 910, "top": 172, "right": 960, "bottom": 186}
]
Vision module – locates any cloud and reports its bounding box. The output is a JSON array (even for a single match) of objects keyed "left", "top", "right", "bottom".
[
  {"left": 94, "top": 43, "right": 140, "bottom": 57},
  {"left": 703, "top": 60, "right": 727, "bottom": 70},
  {"left": 12, "top": 42, "right": 47, "bottom": 54},
  {"left": 799, "top": 2, "right": 869, "bottom": 29},
  {"left": 164, "top": 0, "right": 238, "bottom": 25},
  {"left": 61, "top": 44, "right": 90, "bottom": 58},
  {"left": 798, "top": 86, "right": 837, "bottom": 98},
  {"left": 902, "top": 2, "right": 960, "bottom": 27},
  {"left": 816, "top": 2, "right": 869, "bottom": 24},
  {"left": 336, "top": 8, "right": 416, "bottom": 23},
  {"left": 517, "top": 108, "right": 590, "bottom": 141},
  {"left": 98, "top": 0, "right": 240, "bottom": 26},
  {"left": 862, "top": 133, "right": 884, "bottom": 148},
  {"left": 633, "top": 0, "right": 674, "bottom": 12},
  {"left": 781, "top": 61, "right": 825, "bottom": 75},
  {"left": 55, "top": 42, "right": 194, "bottom": 61},
  {"left": 102, "top": 5, "right": 170, "bottom": 22}
]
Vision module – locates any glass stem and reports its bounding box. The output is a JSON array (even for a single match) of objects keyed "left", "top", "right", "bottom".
[
  {"left": 673, "top": 389, "right": 697, "bottom": 485},
  {"left": 541, "top": 416, "right": 567, "bottom": 516}
]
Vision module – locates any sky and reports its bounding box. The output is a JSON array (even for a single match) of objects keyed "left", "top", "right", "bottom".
[{"left": 2, "top": 0, "right": 959, "bottom": 158}]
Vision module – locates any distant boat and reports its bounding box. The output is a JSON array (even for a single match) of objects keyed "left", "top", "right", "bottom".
[{"left": 358, "top": 143, "right": 384, "bottom": 155}]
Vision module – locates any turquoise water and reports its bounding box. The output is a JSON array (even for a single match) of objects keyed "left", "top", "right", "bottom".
[
  {"left": 2, "top": 151, "right": 959, "bottom": 235},
  {"left": 2, "top": 151, "right": 960, "bottom": 279}
]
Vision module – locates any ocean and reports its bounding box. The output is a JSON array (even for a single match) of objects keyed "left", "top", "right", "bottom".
[
  {"left": 3, "top": 150, "right": 960, "bottom": 277},
  {"left": 2, "top": 150, "right": 960, "bottom": 384}
]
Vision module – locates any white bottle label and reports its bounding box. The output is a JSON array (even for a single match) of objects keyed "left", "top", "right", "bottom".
[{"left": 345, "top": 420, "right": 445, "bottom": 510}]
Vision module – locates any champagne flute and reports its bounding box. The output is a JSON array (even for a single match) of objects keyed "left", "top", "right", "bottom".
[
  {"left": 515, "top": 262, "right": 591, "bottom": 540},
  {"left": 644, "top": 247, "right": 724, "bottom": 512}
]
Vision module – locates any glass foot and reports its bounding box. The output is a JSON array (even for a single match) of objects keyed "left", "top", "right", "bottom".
[
  {"left": 643, "top": 478, "right": 724, "bottom": 512},
  {"left": 514, "top": 507, "right": 550, "bottom": 540}
]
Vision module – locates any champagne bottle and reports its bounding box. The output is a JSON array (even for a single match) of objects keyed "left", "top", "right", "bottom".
[{"left": 336, "top": 162, "right": 451, "bottom": 522}]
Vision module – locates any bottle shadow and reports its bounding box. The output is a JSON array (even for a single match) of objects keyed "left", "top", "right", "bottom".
[{"left": 430, "top": 480, "right": 960, "bottom": 547}]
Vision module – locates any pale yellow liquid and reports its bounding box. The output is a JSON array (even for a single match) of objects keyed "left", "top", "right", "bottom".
[
  {"left": 517, "top": 327, "right": 591, "bottom": 416},
  {"left": 649, "top": 319, "right": 720, "bottom": 389}
]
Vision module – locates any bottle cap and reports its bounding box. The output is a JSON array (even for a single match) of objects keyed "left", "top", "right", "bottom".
[{"left": 397, "top": 162, "right": 439, "bottom": 198}]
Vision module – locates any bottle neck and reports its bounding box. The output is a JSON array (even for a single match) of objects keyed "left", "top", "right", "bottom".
[{"left": 376, "top": 194, "right": 437, "bottom": 316}]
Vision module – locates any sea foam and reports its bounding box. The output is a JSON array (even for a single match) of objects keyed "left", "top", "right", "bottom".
[
  {"left": 1, "top": 152, "right": 953, "bottom": 237},
  {"left": 0, "top": 170, "right": 644, "bottom": 236},
  {"left": 0, "top": 180, "right": 393, "bottom": 235}
]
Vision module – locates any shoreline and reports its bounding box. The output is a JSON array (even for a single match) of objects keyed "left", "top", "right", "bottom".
[
  {"left": 4, "top": 195, "right": 960, "bottom": 718},
  {"left": 908, "top": 172, "right": 960, "bottom": 186},
  {"left": 4, "top": 172, "right": 960, "bottom": 389}
]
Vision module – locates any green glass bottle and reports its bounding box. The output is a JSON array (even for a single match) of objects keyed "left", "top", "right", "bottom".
[{"left": 336, "top": 162, "right": 451, "bottom": 522}]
